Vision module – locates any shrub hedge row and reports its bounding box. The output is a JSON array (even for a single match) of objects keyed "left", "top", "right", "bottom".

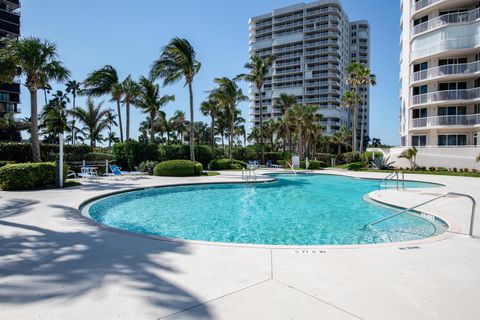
[
  {"left": 0, "top": 142, "right": 93, "bottom": 163},
  {"left": 0, "top": 162, "right": 68, "bottom": 191},
  {"left": 153, "top": 160, "right": 202, "bottom": 177},
  {"left": 336, "top": 152, "right": 361, "bottom": 165},
  {"left": 208, "top": 159, "right": 247, "bottom": 170}
]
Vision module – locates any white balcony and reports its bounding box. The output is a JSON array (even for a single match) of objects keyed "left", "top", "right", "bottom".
[
  {"left": 411, "top": 61, "right": 480, "bottom": 83},
  {"left": 412, "top": 0, "right": 443, "bottom": 13},
  {"left": 410, "top": 114, "right": 480, "bottom": 128},
  {"left": 413, "top": 7, "right": 480, "bottom": 36},
  {"left": 411, "top": 87, "right": 480, "bottom": 105}
]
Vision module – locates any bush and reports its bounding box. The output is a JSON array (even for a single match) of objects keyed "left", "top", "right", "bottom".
[
  {"left": 137, "top": 161, "right": 159, "bottom": 175},
  {"left": 0, "top": 162, "right": 68, "bottom": 191},
  {"left": 361, "top": 151, "right": 383, "bottom": 164},
  {"left": 0, "top": 160, "right": 14, "bottom": 168},
  {"left": 194, "top": 162, "right": 203, "bottom": 176},
  {"left": 153, "top": 160, "right": 198, "bottom": 177},
  {"left": 429, "top": 166, "right": 436, "bottom": 171},
  {"left": 158, "top": 144, "right": 214, "bottom": 167},
  {"left": 208, "top": 158, "right": 247, "bottom": 170},
  {"left": 315, "top": 153, "right": 334, "bottom": 166},
  {"left": 336, "top": 152, "right": 361, "bottom": 165},
  {"left": 0, "top": 142, "right": 93, "bottom": 163},
  {"left": 301, "top": 160, "right": 324, "bottom": 169},
  {"left": 113, "top": 141, "right": 160, "bottom": 171}
]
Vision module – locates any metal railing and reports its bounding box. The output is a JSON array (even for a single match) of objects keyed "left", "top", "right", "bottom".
[
  {"left": 413, "top": 0, "right": 443, "bottom": 13},
  {"left": 378, "top": 171, "right": 405, "bottom": 190},
  {"left": 411, "top": 61, "right": 480, "bottom": 83},
  {"left": 410, "top": 114, "right": 480, "bottom": 128},
  {"left": 365, "top": 192, "right": 477, "bottom": 237},
  {"left": 411, "top": 88, "right": 480, "bottom": 105},
  {"left": 413, "top": 7, "right": 480, "bottom": 35},
  {"left": 242, "top": 168, "right": 258, "bottom": 183}
]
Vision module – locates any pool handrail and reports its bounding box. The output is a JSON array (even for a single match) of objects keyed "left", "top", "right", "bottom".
[
  {"left": 286, "top": 161, "right": 297, "bottom": 175},
  {"left": 365, "top": 192, "right": 477, "bottom": 237},
  {"left": 379, "top": 171, "right": 404, "bottom": 190}
]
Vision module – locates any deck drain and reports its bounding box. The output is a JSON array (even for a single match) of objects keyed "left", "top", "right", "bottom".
[
  {"left": 398, "top": 246, "right": 421, "bottom": 250},
  {"left": 295, "top": 250, "right": 326, "bottom": 254}
]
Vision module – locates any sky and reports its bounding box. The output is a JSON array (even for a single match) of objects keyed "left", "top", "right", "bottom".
[{"left": 18, "top": 0, "right": 401, "bottom": 145}]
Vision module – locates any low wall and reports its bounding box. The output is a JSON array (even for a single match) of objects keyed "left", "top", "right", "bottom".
[{"left": 369, "top": 147, "right": 480, "bottom": 170}]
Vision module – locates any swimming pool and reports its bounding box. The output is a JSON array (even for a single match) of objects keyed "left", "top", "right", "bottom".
[{"left": 85, "top": 174, "right": 447, "bottom": 246}]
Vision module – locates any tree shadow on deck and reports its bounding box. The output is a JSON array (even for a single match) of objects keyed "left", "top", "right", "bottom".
[{"left": 0, "top": 205, "right": 211, "bottom": 319}]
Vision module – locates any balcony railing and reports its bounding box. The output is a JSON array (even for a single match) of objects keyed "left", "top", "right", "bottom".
[
  {"left": 412, "top": 34, "right": 480, "bottom": 60},
  {"left": 410, "top": 114, "right": 480, "bottom": 128},
  {"left": 413, "top": 7, "right": 480, "bottom": 35},
  {"left": 413, "top": 0, "right": 443, "bottom": 13},
  {"left": 411, "top": 61, "right": 480, "bottom": 82},
  {"left": 411, "top": 87, "right": 480, "bottom": 105}
]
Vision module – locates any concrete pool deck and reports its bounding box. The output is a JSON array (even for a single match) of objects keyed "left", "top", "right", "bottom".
[{"left": 1, "top": 169, "right": 479, "bottom": 319}]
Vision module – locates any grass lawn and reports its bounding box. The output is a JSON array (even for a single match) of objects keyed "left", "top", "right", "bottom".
[
  {"left": 204, "top": 171, "right": 220, "bottom": 176},
  {"left": 334, "top": 162, "right": 480, "bottom": 178}
]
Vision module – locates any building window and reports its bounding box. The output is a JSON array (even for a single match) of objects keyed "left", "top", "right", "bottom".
[
  {"left": 413, "top": 85, "right": 427, "bottom": 96},
  {"left": 439, "top": 82, "right": 467, "bottom": 91},
  {"left": 439, "top": 58, "right": 467, "bottom": 66},
  {"left": 0, "top": 92, "right": 8, "bottom": 101},
  {"left": 413, "top": 62, "right": 428, "bottom": 72},
  {"left": 351, "top": 32, "right": 356, "bottom": 37},
  {"left": 438, "top": 106, "right": 467, "bottom": 116},
  {"left": 474, "top": 133, "right": 478, "bottom": 146},
  {"left": 412, "top": 135, "right": 427, "bottom": 147},
  {"left": 413, "top": 15, "right": 428, "bottom": 26},
  {"left": 475, "top": 104, "right": 480, "bottom": 114},
  {"left": 412, "top": 108, "right": 427, "bottom": 119},
  {"left": 351, "top": 39, "right": 357, "bottom": 44},
  {"left": 438, "top": 134, "right": 467, "bottom": 146}
]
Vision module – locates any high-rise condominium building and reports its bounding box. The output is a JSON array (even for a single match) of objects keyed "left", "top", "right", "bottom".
[
  {"left": 400, "top": 0, "right": 480, "bottom": 148},
  {"left": 0, "top": 0, "right": 21, "bottom": 117},
  {"left": 248, "top": 0, "right": 370, "bottom": 145}
]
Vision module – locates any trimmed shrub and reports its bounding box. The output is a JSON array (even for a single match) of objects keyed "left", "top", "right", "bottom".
[
  {"left": 158, "top": 144, "right": 214, "bottom": 167},
  {"left": 194, "top": 162, "right": 203, "bottom": 176},
  {"left": 137, "top": 161, "right": 159, "bottom": 175},
  {"left": 0, "top": 162, "right": 68, "bottom": 191},
  {"left": 208, "top": 158, "right": 247, "bottom": 170},
  {"left": 0, "top": 160, "right": 14, "bottom": 168},
  {"left": 0, "top": 142, "right": 93, "bottom": 163},
  {"left": 336, "top": 152, "right": 361, "bottom": 165},
  {"left": 113, "top": 141, "right": 159, "bottom": 171},
  {"left": 153, "top": 160, "right": 197, "bottom": 177},
  {"left": 315, "top": 153, "right": 334, "bottom": 166},
  {"left": 306, "top": 160, "right": 324, "bottom": 170}
]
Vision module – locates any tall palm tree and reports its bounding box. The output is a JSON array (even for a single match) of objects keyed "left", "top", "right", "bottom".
[
  {"left": 274, "top": 93, "right": 297, "bottom": 151},
  {"left": 355, "top": 65, "right": 376, "bottom": 152},
  {"left": 105, "top": 111, "right": 118, "bottom": 147},
  {"left": 120, "top": 75, "right": 140, "bottom": 141},
  {"left": 0, "top": 37, "right": 70, "bottom": 161},
  {"left": 200, "top": 95, "right": 221, "bottom": 150},
  {"left": 341, "top": 90, "right": 357, "bottom": 152},
  {"left": 65, "top": 80, "right": 81, "bottom": 111},
  {"left": 333, "top": 125, "right": 352, "bottom": 155},
  {"left": 263, "top": 119, "right": 277, "bottom": 152},
  {"left": 236, "top": 54, "right": 275, "bottom": 164},
  {"left": 83, "top": 65, "right": 124, "bottom": 142},
  {"left": 150, "top": 37, "right": 201, "bottom": 161},
  {"left": 71, "top": 98, "right": 112, "bottom": 147},
  {"left": 65, "top": 119, "right": 86, "bottom": 145},
  {"left": 170, "top": 110, "right": 187, "bottom": 143},
  {"left": 0, "top": 112, "right": 29, "bottom": 141},
  {"left": 211, "top": 77, "right": 247, "bottom": 160},
  {"left": 290, "top": 104, "right": 320, "bottom": 159},
  {"left": 135, "top": 76, "right": 174, "bottom": 143}
]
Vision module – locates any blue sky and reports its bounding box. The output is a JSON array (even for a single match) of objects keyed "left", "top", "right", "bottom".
[{"left": 19, "top": 0, "right": 401, "bottom": 145}]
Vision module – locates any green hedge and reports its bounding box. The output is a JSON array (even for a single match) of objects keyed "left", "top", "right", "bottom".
[
  {"left": 303, "top": 160, "right": 325, "bottom": 169},
  {"left": 158, "top": 144, "right": 214, "bottom": 167},
  {"left": 315, "top": 153, "right": 334, "bottom": 166},
  {"left": 153, "top": 160, "right": 201, "bottom": 177},
  {"left": 113, "top": 141, "right": 160, "bottom": 171},
  {"left": 0, "top": 142, "right": 93, "bottom": 163},
  {"left": 0, "top": 162, "right": 68, "bottom": 191},
  {"left": 208, "top": 158, "right": 247, "bottom": 170},
  {"left": 336, "top": 152, "right": 361, "bottom": 165},
  {"left": 194, "top": 162, "right": 203, "bottom": 176}
]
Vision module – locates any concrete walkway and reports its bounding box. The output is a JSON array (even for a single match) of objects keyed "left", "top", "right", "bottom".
[{"left": 1, "top": 170, "right": 479, "bottom": 319}]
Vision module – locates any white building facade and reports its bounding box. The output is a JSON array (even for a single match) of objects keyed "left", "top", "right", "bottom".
[
  {"left": 400, "top": 0, "right": 480, "bottom": 148},
  {"left": 248, "top": 0, "right": 370, "bottom": 139}
]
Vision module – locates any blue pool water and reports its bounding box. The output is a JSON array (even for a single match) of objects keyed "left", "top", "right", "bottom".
[{"left": 87, "top": 174, "right": 447, "bottom": 245}]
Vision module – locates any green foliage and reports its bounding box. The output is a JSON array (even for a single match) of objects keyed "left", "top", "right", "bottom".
[
  {"left": 153, "top": 160, "right": 197, "bottom": 177},
  {"left": 315, "top": 153, "right": 334, "bottom": 165},
  {"left": 305, "top": 160, "right": 324, "bottom": 170},
  {"left": 0, "top": 142, "right": 93, "bottom": 163},
  {"left": 370, "top": 156, "right": 395, "bottom": 170},
  {"left": 208, "top": 158, "right": 247, "bottom": 170},
  {"left": 0, "top": 161, "right": 14, "bottom": 168},
  {"left": 360, "top": 151, "right": 383, "bottom": 164},
  {"left": 137, "top": 161, "right": 159, "bottom": 175},
  {"left": 159, "top": 144, "right": 214, "bottom": 167},
  {"left": 336, "top": 152, "right": 361, "bottom": 165},
  {"left": 194, "top": 162, "right": 203, "bottom": 176},
  {"left": 112, "top": 141, "right": 159, "bottom": 171},
  {"left": 0, "top": 162, "right": 68, "bottom": 191}
]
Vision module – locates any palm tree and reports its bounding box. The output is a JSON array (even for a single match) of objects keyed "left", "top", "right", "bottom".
[
  {"left": 0, "top": 37, "right": 70, "bottom": 161},
  {"left": 274, "top": 93, "right": 297, "bottom": 151},
  {"left": 263, "top": 119, "right": 277, "bottom": 152},
  {"left": 120, "top": 75, "right": 140, "bottom": 141},
  {"left": 65, "top": 119, "right": 86, "bottom": 145},
  {"left": 65, "top": 80, "right": 81, "bottom": 111},
  {"left": 290, "top": 104, "right": 320, "bottom": 159},
  {"left": 341, "top": 90, "right": 357, "bottom": 151},
  {"left": 150, "top": 37, "right": 201, "bottom": 161},
  {"left": 351, "top": 64, "right": 376, "bottom": 151},
  {"left": 236, "top": 54, "right": 275, "bottom": 164},
  {"left": 0, "top": 112, "right": 29, "bottom": 141},
  {"left": 371, "top": 137, "right": 382, "bottom": 147},
  {"left": 40, "top": 90, "right": 70, "bottom": 143},
  {"left": 135, "top": 76, "right": 174, "bottom": 143},
  {"left": 105, "top": 111, "right": 118, "bottom": 147},
  {"left": 83, "top": 65, "right": 124, "bottom": 142},
  {"left": 211, "top": 77, "right": 247, "bottom": 160},
  {"left": 332, "top": 126, "right": 352, "bottom": 155},
  {"left": 200, "top": 95, "right": 221, "bottom": 150},
  {"left": 170, "top": 110, "right": 187, "bottom": 143},
  {"left": 71, "top": 98, "right": 112, "bottom": 147},
  {"left": 247, "top": 127, "right": 261, "bottom": 145}
]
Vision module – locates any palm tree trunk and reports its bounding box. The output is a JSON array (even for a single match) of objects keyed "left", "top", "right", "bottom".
[
  {"left": 257, "top": 85, "right": 264, "bottom": 164},
  {"left": 30, "top": 89, "right": 41, "bottom": 162},
  {"left": 229, "top": 105, "right": 234, "bottom": 162},
  {"left": 188, "top": 82, "right": 195, "bottom": 162},
  {"left": 116, "top": 99, "right": 124, "bottom": 142},
  {"left": 211, "top": 116, "right": 215, "bottom": 150},
  {"left": 126, "top": 99, "right": 130, "bottom": 141},
  {"left": 150, "top": 112, "right": 155, "bottom": 143},
  {"left": 43, "top": 89, "right": 48, "bottom": 106},
  {"left": 359, "top": 95, "right": 365, "bottom": 152},
  {"left": 352, "top": 104, "right": 357, "bottom": 152},
  {"left": 72, "top": 94, "right": 76, "bottom": 145}
]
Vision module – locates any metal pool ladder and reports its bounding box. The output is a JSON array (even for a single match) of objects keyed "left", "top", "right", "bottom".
[
  {"left": 379, "top": 171, "right": 405, "bottom": 190},
  {"left": 242, "top": 168, "right": 257, "bottom": 183},
  {"left": 365, "top": 192, "right": 477, "bottom": 236}
]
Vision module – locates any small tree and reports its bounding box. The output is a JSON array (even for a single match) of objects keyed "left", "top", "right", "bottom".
[{"left": 399, "top": 147, "right": 418, "bottom": 169}]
